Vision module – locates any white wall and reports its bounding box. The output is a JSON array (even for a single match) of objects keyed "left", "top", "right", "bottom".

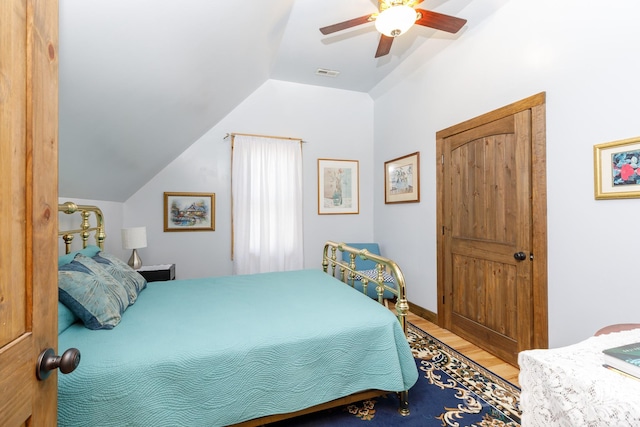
[
  {"left": 123, "top": 80, "right": 375, "bottom": 279},
  {"left": 372, "top": 0, "right": 640, "bottom": 348}
]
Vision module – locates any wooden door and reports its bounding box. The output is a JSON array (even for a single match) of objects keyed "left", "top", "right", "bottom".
[
  {"left": 436, "top": 94, "right": 548, "bottom": 366},
  {"left": 0, "top": 0, "right": 59, "bottom": 425}
]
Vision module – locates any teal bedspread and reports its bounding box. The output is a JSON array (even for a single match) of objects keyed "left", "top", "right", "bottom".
[{"left": 58, "top": 269, "right": 418, "bottom": 426}]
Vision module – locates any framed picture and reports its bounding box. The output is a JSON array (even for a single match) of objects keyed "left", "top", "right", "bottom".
[
  {"left": 317, "top": 159, "right": 359, "bottom": 214},
  {"left": 384, "top": 152, "right": 420, "bottom": 204},
  {"left": 594, "top": 137, "right": 640, "bottom": 200},
  {"left": 163, "top": 192, "right": 215, "bottom": 231}
]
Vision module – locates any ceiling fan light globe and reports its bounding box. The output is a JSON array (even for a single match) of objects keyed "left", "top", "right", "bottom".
[{"left": 374, "top": 5, "right": 416, "bottom": 37}]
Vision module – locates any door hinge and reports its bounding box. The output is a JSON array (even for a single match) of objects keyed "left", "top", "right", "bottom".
[
  {"left": 442, "top": 295, "right": 445, "bottom": 304},
  {"left": 442, "top": 226, "right": 445, "bottom": 235},
  {"left": 441, "top": 154, "right": 444, "bottom": 165}
]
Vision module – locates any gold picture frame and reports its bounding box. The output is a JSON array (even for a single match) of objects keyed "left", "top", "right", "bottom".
[
  {"left": 384, "top": 152, "right": 420, "bottom": 204},
  {"left": 163, "top": 192, "right": 215, "bottom": 231},
  {"left": 594, "top": 137, "right": 640, "bottom": 200},
  {"left": 317, "top": 159, "right": 359, "bottom": 214}
]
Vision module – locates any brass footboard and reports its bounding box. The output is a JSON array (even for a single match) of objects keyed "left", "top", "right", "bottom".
[
  {"left": 322, "top": 241, "right": 411, "bottom": 417},
  {"left": 322, "top": 241, "right": 409, "bottom": 333}
]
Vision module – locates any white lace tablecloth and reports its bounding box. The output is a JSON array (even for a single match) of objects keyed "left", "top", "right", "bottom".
[{"left": 518, "top": 329, "right": 640, "bottom": 426}]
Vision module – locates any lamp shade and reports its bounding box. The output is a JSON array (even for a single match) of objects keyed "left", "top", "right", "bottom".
[
  {"left": 374, "top": 5, "right": 417, "bottom": 37},
  {"left": 121, "top": 227, "right": 147, "bottom": 250}
]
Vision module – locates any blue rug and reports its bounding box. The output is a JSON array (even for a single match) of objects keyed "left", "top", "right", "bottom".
[{"left": 273, "top": 323, "right": 521, "bottom": 426}]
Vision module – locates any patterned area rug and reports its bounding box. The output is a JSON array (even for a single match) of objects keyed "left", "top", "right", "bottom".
[{"left": 273, "top": 323, "right": 521, "bottom": 426}]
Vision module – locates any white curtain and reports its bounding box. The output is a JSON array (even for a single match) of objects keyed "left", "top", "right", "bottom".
[{"left": 231, "top": 135, "right": 304, "bottom": 275}]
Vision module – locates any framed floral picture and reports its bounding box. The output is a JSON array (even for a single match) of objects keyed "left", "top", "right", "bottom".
[
  {"left": 384, "top": 152, "right": 420, "bottom": 204},
  {"left": 164, "top": 192, "right": 215, "bottom": 231},
  {"left": 594, "top": 137, "right": 640, "bottom": 200},
  {"left": 317, "top": 159, "right": 359, "bottom": 214}
]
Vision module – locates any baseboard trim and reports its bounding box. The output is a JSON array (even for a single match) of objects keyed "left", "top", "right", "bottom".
[{"left": 407, "top": 300, "right": 438, "bottom": 325}]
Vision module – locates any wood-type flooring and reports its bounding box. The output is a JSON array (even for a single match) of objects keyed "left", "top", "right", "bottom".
[{"left": 407, "top": 310, "right": 520, "bottom": 387}]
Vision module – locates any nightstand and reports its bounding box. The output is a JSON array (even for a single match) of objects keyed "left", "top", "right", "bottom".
[{"left": 137, "top": 264, "right": 175, "bottom": 282}]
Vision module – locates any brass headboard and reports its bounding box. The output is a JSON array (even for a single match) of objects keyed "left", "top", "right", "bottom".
[
  {"left": 322, "top": 241, "right": 410, "bottom": 335},
  {"left": 58, "top": 202, "right": 106, "bottom": 254}
]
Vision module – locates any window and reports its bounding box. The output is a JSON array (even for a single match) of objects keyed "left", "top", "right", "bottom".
[{"left": 231, "top": 135, "right": 303, "bottom": 274}]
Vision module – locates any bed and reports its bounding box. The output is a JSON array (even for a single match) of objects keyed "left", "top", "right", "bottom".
[{"left": 56, "top": 202, "right": 418, "bottom": 426}]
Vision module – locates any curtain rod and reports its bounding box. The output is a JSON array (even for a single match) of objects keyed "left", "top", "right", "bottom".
[{"left": 224, "top": 132, "right": 306, "bottom": 143}]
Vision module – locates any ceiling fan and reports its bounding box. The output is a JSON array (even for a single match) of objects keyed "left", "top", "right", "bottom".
[{"left": 319, "top": 0, "right": 467, "bottom": 58}]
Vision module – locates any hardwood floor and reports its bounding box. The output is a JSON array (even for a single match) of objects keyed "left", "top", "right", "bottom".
[{"left": 406, "top": 310, "right": 521, "bottom": 387}]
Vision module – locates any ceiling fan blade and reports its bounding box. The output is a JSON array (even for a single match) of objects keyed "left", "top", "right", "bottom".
[
  {"left": 415, "top": 9, "right": 467, "bottom": 33},
  {"left": 319, "top": 15, "right": 374, "bottom": 35},
  {"left": 375, "top": 35, "right": 394, "bottom": 58}
]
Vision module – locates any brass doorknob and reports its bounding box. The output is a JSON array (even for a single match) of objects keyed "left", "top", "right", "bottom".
[{"left": 36, "top": 347, "right": 81, "bottom": 380}]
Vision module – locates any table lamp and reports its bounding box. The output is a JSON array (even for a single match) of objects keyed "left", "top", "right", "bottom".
[{"left": 121, "top": 226, "right": 147, "bottom": 269}]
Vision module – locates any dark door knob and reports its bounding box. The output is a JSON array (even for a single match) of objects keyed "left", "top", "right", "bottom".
[
  {"left": 36, "top": 347, "right": 81, "bottom": 380},
  {"left": 514, "top": 252, "right": 527, "bottom": 261}
]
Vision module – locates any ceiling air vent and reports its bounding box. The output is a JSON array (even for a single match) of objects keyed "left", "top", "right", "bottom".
[{"left": 316, "top": 68, "right": 340, "bottom": 77}]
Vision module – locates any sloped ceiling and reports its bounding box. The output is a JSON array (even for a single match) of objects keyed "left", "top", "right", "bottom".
[{"left": 59, "top": 0, "right": 474, "bottom": 202}]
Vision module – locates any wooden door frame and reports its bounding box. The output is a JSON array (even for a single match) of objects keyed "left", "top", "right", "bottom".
[{"left": 436, "top": 92, "right": 548, "bottom": 350}]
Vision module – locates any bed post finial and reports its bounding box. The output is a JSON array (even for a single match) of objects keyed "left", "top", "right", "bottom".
[
  {"left": 60, "top": 201, "right": 78, "bottom": 214},
  {"left": 62, "top": 234, "right": 74, "bottom": 255}
]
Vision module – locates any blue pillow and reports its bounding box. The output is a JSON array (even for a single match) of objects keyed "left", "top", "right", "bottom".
[
  {"left": 58, "top": 245, "right": 101, "bottom": 267},
  {"left": 58, "top": 254, "right": 129, "bottom": 330},
  {"left": 58, "top": 301, "right": 78, "bottom": 335},
  {"left": 93, "top": 252, "right": 147, "bottom": 305}
]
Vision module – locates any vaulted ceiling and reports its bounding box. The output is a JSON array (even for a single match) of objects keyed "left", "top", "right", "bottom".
[{"left": 59, "top": 0, "right": 476, "bottom": 201}]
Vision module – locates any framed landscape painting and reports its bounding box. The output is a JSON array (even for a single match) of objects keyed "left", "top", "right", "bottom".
[
  {"left": 317, "top": 159, "right": 359, "bottom": 214},
  {"left": 594, "top": 137, "right": 640, "bottom": 200},
  {"left": 384, "top": 152, "right": 420, "bottom": 204},
  {"left": 164, "top": 192, "right": 215, "bottom": 231}
]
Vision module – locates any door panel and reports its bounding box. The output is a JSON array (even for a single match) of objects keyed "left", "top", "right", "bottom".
[
  {"left": 436, "top": 94, "right": 547, "bottom": 366},
  {"left": 449, "top": 112, "right": 530, "bottom": 364},
  {"left": 451, "top": 254, "right": 518, "bottom": 336},
  {"left": 0, "top": 0, "right": 59, "bottom": 425}
]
